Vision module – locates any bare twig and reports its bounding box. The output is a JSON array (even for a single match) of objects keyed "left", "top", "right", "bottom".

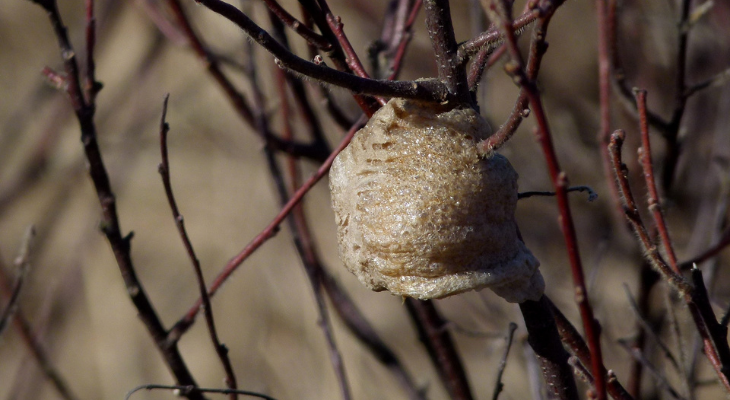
[
  {"left": 0, "top": 226, "right": 34, "bottom": 336},
  {"left": 518, "top": 185, "right": 598, "bottom": 201},
  {"left": 405, "top": 298, "right": 474, "bottom": 400},
  {"left": 617, "top": 339, "right": 688, "bottom": 400},
  {"left": 125, "top": 384, "right": 277, "bottom": 400},
  {"left": 595, "top": 0, "right": 623, "bottom": 218},
  {"left": 0, "top": 233, "right": 79, "bottom": 400},
  {"left": 170, "top": 117, "right": 366, "bottom": 340},
  {"left": 244, "top": 34, "right": 351, "bottom": 398},
  {"left": 635, "top": 89, "right": 680, "bottom": 272},
  {"left": 548, "top": 296, "right": 634, "bottom": 400},
  {"left": 261, "top": 0, "right": 331, "bottom": 50},
  {"left": 679, "top": 227, "right": 730, "bottom": 270},
  {"left": 684, "top": 67, "right": 730, "bottom": 98},
  {"left": 158, "top": 96, "right": 238, "bottom": 399},
  {"left": 165, "top": 0, "right": 329, "bottom": 161},
  {"left": 477, "top": 0, "right": 567, "bottom": 153},
  {"left": 28, "top": 0, "right": 204, "bottom": 397},
  {"left": 609, "top": 130, "right": 730, "bottom": 392},
  {"left": 423, "top": 0, "right": 472, "bottom": 107},
  {"left": 491, "top": 323, "right": 518, "bottom": 400},
  {"left": 457, "top": 8, "right": 537, "bottom": 66},
  {"left": 519, "top": 297, "right": 580, "bottom": 400},
  {"left": 622, "top": 284, "right": 681, "bottom": 373},
  {"left": 192, "top": 0, "right": 452, "bottom": 103},
  {"left": 490, "top": 1, "right": 606, "bottom": 398}
]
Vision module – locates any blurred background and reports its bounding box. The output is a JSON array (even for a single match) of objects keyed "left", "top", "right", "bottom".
[{"left": 1, "top": 0, "right": 729, "bottom": 399}]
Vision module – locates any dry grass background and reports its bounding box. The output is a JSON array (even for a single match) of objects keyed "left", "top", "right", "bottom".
[{"left": 1, "top": 0, "right": 730, "bottom": 399}]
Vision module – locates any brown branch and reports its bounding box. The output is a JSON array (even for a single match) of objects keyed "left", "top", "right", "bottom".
[
  {"left": 423, "top": 0, "right": 472, "bottom": 107},
  {"left": 158, "top": 96, "right": 238, "bottom": 400},
  {"left": 193, "top": 0, "right": 450, "bottom": 103},
  {"left": 405, "top": 299, "right": 474, "bottom": 400},
  {"left": 519, "top": 297, "right": 580, "bottom": 400},
  {"left": 490, "top": 1, "right": 606, "bottom": 398},
  {"left": 547, "top": 297, "right": 634, "bottom": 400},
  {"left": 28, "top": 1, "right": 204, "bottom": 397},
  {"left": 165, "top": 0, "right": 330, "bottom": 162},
  {"left": 261, "top": 0, "right": 331, "bottom": 50}
]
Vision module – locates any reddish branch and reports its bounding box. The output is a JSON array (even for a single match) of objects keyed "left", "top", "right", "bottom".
[
  {"left": 595, "top": 0, "right": 623, "bottom": 217},
  {"left": 489, "top": 1, "right": 607, "bottom": 399},
  {"left": 158, "top": 96, "right": 239, "bottom": 400},
  {"left": 609, "top": 129, "right": 730, "bottom": 392},
  {"left": 635, "top": 89, "right": 680, "bottom": 271},
  {"left": 477, "top": 0, "right": 566, "bottom": 153},
  {"left": 29, "top": 0, "right": 203, "bottom": 397}
]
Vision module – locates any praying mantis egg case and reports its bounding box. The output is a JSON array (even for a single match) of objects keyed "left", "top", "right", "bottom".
[{"left": 329, "top": 98, "right": 544, "bottom": 303}]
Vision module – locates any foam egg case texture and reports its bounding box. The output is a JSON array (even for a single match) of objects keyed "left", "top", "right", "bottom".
[{"left": 329, "top": 98, "right": 544, "bottom": 303}]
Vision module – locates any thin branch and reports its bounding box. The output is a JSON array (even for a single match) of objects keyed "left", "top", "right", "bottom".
[
  {"left": 270, "top": 69, "right": 422, "bottom": 399},
  {"left": 405, "top": 299, "right": 474, "bottom": 400},
  {"left": 478, "top": 0, "right": 566, "bottom": 153},
  {"left": 635, "top": 89, "right": 680, "bottom": 272},
  {"left": 194, "top": 0, "right": 450, "bottom": 102},
  {"left": 519, "top": 297, "right": 580, "bottom": 400},
  {"left": 125, "top": 385, "right": 276, "bottom": 400},
  {"left": 457, "top": 9, "right": 537, "bottom": 66},
  {"left": 244, "top": 34, "right": 351, "bottom": 398},
  {"left": 547, "top": 297, "right": 635, "bottom": 400},
  {"left": 0, "top": 232, "right": 79, "bottom": 400},
  {"left": 28, "top": 1, "right": 204, "bottom": 397},
  {"left": 158, "top": 96, "right": 238, "bottom": 399},
  {"left": 491, "top": 323, "right": 518, "bottom": 400},
  {"left": 261, "top": 0, "right": 331, "bottom": 50},
  {"left": 165, "top": 0, "right": 329, "bottom": 161},
  {"left": 622, "top": 284, "right": 681, "bottom": 373},
  {"left": 608, "top": 131, "right": 690, "bottom": 292},
  {"left": 679, "top": 226, "right": 730, "bottom": 270},
  {"left": 423, "top": 0, "right": 472, "bottom": 106},
  {"left": 169, "top": 117, "right": 366, "bottom": 340},
  {"left": 490, "top": 1, "right": 606, "bottom": 398},
  {"left": 617, "top": 339, "right": 688, "bottom": 400},
  {"left": 518, "top": 185, "right": 598, "bottom": 201},
  {"left": 683, "top": 67, "right": 730, "bottom": 98},
  {"left": 0, "top": 226, "right": 34, "bottom": 336},
  {"left": 609, "top": 130, "right": 730, "bottom": 392},
  {"left": 595, "top": 0, "right": 623, "bottom": 219}
]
